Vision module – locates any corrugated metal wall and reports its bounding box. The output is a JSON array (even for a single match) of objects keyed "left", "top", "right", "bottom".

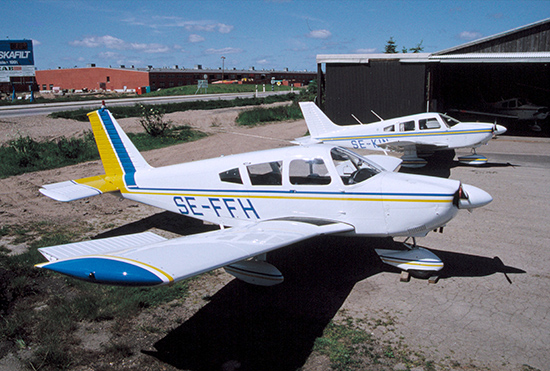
[{"left": 324, "top": 61, "right": 426, "bottom": 124}]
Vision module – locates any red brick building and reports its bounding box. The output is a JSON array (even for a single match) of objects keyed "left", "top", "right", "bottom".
[{"left": 36, "top": 66, "right": 316, "bottom": 93}]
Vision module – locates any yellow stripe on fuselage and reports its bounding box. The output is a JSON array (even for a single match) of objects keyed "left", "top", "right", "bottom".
[
  {"left": 119, "top": 189, "right": 452, "bottom": 203},
  {"left": 320, "top": 129, "right": 491, "bottom": 141}
]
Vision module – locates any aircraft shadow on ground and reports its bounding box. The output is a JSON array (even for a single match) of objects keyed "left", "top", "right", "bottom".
[
  {"left": 93, "top": 213, "right": 524, "bottom": 370},
  {"left": 400, "top": 157, "right": 518, "bottom": 178},
  {"left": 123, "top": 220, "right": 524, "bottom": 370},
  {"left": 143, "top": 235, "right": 388, "bottom": 371}
]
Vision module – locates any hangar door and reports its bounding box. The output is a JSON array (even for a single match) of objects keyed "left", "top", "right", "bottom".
[{"left": 324, "top": 61, "right": 427, "bottom": 125}]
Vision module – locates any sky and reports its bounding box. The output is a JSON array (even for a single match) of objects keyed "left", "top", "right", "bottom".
[{"left": 4, "top": 0, "right": 550, "bottom": 72}]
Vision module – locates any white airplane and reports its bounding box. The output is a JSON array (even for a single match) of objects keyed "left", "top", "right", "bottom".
[
  {"left": 35, "top": 108, "right": 492, "bottom": 286},
  {"left": 452, "top": 97, "right": 548, "bottom": 132},
  {"left": 297, "top": 102, "right": 507, "bottom": 168}
]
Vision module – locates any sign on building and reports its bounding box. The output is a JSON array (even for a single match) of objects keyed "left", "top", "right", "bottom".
[{"left": 0, "top": 40, "right": 35, "bottom": 83}]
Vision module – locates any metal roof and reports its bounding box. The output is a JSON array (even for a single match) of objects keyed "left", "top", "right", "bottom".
[{"left": 434, "top": 18, "right": 550, "bottom": 55}]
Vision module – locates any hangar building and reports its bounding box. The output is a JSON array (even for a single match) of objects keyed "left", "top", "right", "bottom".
[
  {"left": 316, "top": 18, "right": 550, "bottom": 127},
  {"left": 35, "top": 65, "right": 316, "bottom": 93}
]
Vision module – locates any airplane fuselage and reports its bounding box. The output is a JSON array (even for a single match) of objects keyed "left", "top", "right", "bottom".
[
  {"left": 312, "top": 113, "right": 497, "bottom": 153},
  {"left": 120, "top": 145, "right": 484, "bottom": 238}
]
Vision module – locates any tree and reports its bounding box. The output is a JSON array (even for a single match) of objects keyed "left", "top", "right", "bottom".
[
  {"left": 409, "top": 40, "right": 424, "bottom": 53},
  {"left": 384, "top": 37, "right": 398, "bottom": 53},
  {"left": 384, "top": 37, "right": 424, "bottom": 54}
]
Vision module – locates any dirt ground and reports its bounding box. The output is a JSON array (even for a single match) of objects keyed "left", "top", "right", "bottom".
[{"left": 1, "top": 106, "right": 549, "bottom": 371}]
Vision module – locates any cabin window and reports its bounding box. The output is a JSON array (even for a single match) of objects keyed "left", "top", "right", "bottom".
[
  {"left": 383, "top": 125, "right": 395, "bottom": 132},
  {"left": 399, "top": 121, "right": 415, "bottom": 131},
  {"left": 331, "top": 148, "right": 380, "bottom": 185},
  {"left": 219, "top": 168, "right": 243, "bottom": 184},
  {"left": 289, "top": 158, "right": 331, "bottom": 185},
  {"left": 419, "top": 118, "right": 440, "bottom": 130},
  {"left": 247, "top": 161, "right": 282, "bottom": 185}
]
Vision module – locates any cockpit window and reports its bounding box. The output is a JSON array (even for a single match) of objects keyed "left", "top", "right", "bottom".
[
  {"left": 419, "top": 117, "right": 441, "bottom": 130},
  {"left": 219, "top": 168, "right": 243, "bottom": 184},
  {"left": 289, "top": 158, "right": 331, "bottom": 185},
  {"left": 330, "top": 148, "right": 380, "bottom": 185},
  {"left": 247, "top": 161, "right": 282, "bottom": 185},
  {"left": 440, "top": 114, "right": 460, "bottom": 127}
]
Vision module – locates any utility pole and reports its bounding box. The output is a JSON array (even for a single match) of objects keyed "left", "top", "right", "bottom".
[{"left": 221, "top": 56, "right": 225, "bottom": 82}]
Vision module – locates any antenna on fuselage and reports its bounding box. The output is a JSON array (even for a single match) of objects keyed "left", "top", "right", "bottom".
[
  {"left": 351, "top": 114, "right": 364, "bottom": 125},
  {"left": 370, "top": 110, "right": 384, "bottom": 121}
]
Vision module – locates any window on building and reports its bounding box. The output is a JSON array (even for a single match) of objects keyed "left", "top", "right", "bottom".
[{"left": 106, "top": 76, "right": 110, "bottom": 82}]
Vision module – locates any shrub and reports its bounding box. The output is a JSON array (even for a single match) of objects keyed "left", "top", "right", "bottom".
[{"left": 138, "top": 104, "right": 172, "bottom": 137}]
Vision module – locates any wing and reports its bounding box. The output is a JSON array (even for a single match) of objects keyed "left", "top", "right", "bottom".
[
  {"left": 36, "top": 219, "right": 354, "bottom": 286},
  {"left": 378, "top": 140, "right": 448, "bottom": 153}
]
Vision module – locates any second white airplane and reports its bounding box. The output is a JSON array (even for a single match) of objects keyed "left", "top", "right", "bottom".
[{"left": 298, "top": 102, "right": 507, "bottom": 167}]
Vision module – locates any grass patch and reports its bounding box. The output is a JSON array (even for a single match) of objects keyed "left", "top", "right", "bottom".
[
  {"left": 0, "top": 132, "right": 100, "bottom": 178},
  {"left": 49, "top": 93, "right": 298, "bottom": 122},
  {"left": 0, "top": 222, "right": 191, "bottom": 370},
  {"left": 313, "top": 316, "right": 441, "bottom": 371},
  {"left": 0, "top": 125, "right": 205, "bottom": 178},
  {"left": 236, "top": 101, "right": 303, "bottom": 126},
  {"left": 143, "top": 83, "right": 294, "bottom": 97}
]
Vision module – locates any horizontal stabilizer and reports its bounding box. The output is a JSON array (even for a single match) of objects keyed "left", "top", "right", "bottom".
[
  {"left": 40, "top": 180, "right": 102, "bottom": 202},
  {"left": 40, "top": 175, "right": 120, "bottom": 202},
  {"left": 292, "top": 135, "right": 322, "bottom": 145}
]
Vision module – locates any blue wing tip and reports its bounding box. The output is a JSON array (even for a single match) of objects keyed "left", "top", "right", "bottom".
[{"left": 39, "top": 257, "right": 165, "bottom": 287}]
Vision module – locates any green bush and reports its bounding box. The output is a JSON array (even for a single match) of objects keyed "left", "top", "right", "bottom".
[{"left": 236, "top": 102, "right": 303, "bottom": 126}]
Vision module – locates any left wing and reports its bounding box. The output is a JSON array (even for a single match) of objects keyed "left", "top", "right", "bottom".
[
  {"left": 36, "top": 219, "right": 353, "bottom": 286},
  {"left": 377, "top": 140, "right": 448, "bottom": 153}
]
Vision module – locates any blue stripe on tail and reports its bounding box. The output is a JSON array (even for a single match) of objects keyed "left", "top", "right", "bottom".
[{"left": 99, "top": 109, "right": 138, "bottom": 188}]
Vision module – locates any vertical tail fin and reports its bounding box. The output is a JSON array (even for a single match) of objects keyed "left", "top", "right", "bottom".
[
  {"left": 40, "top": 109, "right": 151, "bottom": 202},
  {"left": 87, "top": 109, "right": 151, "bottom": 190},
  {"left": 299, "top": 102, "right": 341, "bottom": 138}
]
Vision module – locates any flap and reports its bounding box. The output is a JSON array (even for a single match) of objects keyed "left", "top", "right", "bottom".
[{"left": 36, "top": 219, "right": 354, "bottom": 286}]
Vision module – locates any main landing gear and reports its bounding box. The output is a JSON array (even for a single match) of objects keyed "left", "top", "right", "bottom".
[{"left": 375, "top": 237, "right": 443, "bottom": 283}]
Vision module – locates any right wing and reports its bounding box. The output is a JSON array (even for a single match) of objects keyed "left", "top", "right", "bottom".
[{"left": 36, "top": 219, "right": 354, "bottom": 286}]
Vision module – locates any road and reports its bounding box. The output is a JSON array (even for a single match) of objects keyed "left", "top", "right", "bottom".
[{"left": 0, "top": 90, "right": 290, "bottom": 118}]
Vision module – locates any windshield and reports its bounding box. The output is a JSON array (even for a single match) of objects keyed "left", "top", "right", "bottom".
[
  {"left": 440, "top": 114, "right": 460, "bottom": 128},
  {"left": 331, "top": 147, "right": 381, "bottom": 185}
]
